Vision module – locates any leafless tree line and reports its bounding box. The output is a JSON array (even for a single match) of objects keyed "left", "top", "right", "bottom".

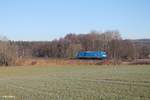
[
  {"left": 14, "top": 30, "right": 150, "bottom": 60},
  {"left": 0, "top": 30, "right": 150, "bottom": 66}
]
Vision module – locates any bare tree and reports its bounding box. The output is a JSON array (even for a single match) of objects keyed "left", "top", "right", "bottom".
[{"left": 0, "top": 36, "right": 17, "bottom": 66}]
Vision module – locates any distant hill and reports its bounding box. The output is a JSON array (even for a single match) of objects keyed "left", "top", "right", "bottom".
[{"left": 132, "top": 39, "right": 150, "bottom": 44}]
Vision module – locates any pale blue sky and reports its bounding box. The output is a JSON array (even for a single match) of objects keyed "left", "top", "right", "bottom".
[{"left": 0, "top": 0, "right": 150, "bottom": 41}]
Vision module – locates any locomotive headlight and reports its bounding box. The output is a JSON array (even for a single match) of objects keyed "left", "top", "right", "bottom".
[{"left": 103, "top": 55, "right": 106, "bottom": 57}]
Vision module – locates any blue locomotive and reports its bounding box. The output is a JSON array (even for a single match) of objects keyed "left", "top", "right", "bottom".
[{"left": 76, "top": 51, "right": 107, "bottom": 59}]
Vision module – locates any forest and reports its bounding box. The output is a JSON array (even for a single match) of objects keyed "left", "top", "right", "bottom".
[{"left": 0, "top": 30, "right": 150, "bottom": 66}]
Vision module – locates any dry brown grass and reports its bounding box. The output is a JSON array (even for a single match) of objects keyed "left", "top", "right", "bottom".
[
  {"left": 15, "top": 58, "right": 150, "bottom": 67},
  {"left": 15, "top": 58, "right": 107, "bottom": 66}
]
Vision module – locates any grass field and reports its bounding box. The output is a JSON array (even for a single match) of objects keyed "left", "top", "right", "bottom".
[{"left": 0, "top": 65, "right": 150, "bottom": 100}]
